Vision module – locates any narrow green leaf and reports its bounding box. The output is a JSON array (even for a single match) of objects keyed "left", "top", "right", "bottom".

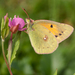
[
  {"left": 1, "top": 17, "right": 9, "bottom": 40},
  {"left": 10, "top": 31, "right": 21, "bottom": 64},
  {"left": 1, "top": 28, "right": 6, "bottom": 40},
  {"left": 1, "top": 18, "right": 4, "bottom": 31},
  {"left": 4, "top": 17, "right": 9, "bottom": 38},
  {"left": 8, "top": 40, "right": 12, "bottom": 67},
  {"left": 53, "top": 69, "right": 57, "bottom": 75}
]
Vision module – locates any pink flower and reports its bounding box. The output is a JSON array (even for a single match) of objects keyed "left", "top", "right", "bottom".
[{"left": 9, "top": 16, "right": 26, "bottom": 33}]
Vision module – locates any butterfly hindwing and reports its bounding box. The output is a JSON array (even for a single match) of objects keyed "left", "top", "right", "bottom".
[{"left": 27, "top": 23, "right": 58, "bottom": 54}]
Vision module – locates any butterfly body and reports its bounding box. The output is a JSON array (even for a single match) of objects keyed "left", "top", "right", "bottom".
[{"left": 26, "top": 18, "right": 74, "bottom": 54}]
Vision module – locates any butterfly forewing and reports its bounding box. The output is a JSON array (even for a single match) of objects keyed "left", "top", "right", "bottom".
[{"left": 34, "top": 20, "right": 74, "bottom": 43}]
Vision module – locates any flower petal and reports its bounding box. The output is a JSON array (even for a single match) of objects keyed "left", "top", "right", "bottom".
[
  {"left": 14, "top": 15, "right": 16, "bottom": 18},
  {"left": 8, "top": 19, "right": 13, "bottom": 27},
  {"left": 11, "top": 18, "right": 25, "bottom": 29}
]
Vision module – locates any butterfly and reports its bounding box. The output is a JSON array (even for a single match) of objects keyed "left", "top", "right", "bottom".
[{"left": 23, "top": 8, "right": 74, "bottom": 54}]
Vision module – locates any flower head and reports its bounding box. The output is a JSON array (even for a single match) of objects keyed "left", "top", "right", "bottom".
[{"left": 9, "top": 15, "right": 26, "bottom": 33}]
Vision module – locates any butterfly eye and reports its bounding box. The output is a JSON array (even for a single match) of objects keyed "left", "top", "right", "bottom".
[
  {"left": 50, "top": 25, "right": 53, "bottom": 28},
  {"left": 30, "top": 20, "right": 34, "bottom": 25},
  {"left": 30, "top": 19, "right": 32, "bottom": 22}
]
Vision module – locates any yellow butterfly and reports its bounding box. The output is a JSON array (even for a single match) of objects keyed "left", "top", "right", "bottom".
[{"left": 23, "top": 8, "right": 74, "bottom": 54}]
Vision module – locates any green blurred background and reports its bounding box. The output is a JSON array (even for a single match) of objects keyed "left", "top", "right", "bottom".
[{"left": 0, "top": 0, "right": 75, "bottom": 75}]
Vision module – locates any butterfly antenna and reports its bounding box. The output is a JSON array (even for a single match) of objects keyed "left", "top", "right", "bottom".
[{"left": 22, "top": 7, "right": 29, "bottom": 18}]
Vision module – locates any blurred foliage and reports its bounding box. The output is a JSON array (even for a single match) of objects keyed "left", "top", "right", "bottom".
[{"left": 0, "top": 0, "right": 75, "bottom": 75}]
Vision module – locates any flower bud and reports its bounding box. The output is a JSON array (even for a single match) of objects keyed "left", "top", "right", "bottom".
[
  {"left": 10, "top": 24, "right": 19, "bottom": 33},
  {"left": 1, "top": 13, "right": 9, "bottom": 40}
]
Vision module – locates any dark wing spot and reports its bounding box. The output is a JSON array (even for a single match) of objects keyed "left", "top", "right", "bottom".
[
  {"left": 59, "top": 33, "right": 62, "bottom": 36},
  {"left": 55, "top": 35, "right": 58, "bottom": 37},
  {"left": 50, "top": 24, "right": 53, "bottom": 28}
]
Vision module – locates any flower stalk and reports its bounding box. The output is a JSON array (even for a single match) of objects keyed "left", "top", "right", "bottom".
[
  {"left": 2, "top": 40, "right": 13, "bottom": 75},
  {"left": 1, "top": 13, "right": 27, "bottom": 75},
  {"left": 1, "top": 14, "right": 13, "bottom": 75}
]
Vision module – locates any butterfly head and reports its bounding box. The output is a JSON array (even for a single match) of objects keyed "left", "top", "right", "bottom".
[
  {"left": 22, "top": 8, "right": 34, "bottom": 27},
  {"left": 26, "top": 18, "right": 34, "bottom": 25}
]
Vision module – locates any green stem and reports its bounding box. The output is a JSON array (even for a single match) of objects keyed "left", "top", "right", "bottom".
[{"left": 2, "top": 39, "right": 13, "bottom": 75}]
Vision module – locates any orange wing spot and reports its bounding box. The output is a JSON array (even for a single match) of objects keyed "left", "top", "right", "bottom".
[
  {"left": 43, "top": 35, "right": 48, "bottom": 41},
  {"left": 39, "top": 22, "right": 59, "bottom": 35}
]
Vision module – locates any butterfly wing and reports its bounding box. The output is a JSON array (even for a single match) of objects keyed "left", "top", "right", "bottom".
[
  {"left": 27, "top": 23, "right": 58, "bottom": 54},
  {"left": 34, "top": 20, "right": 74, "bottom": 43}
]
